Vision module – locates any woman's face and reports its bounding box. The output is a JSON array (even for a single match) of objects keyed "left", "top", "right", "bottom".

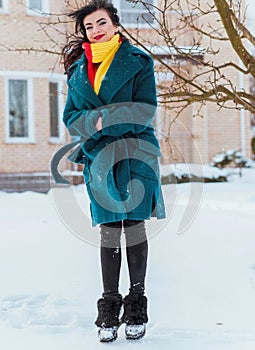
[{"left": 83, "top": 9, "right": 118, "bottom": 43}]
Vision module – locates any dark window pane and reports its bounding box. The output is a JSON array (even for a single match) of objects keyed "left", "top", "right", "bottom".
[
  {"left": 120, "top": 0, "right": 154, "bottom": 24},
  {"left": 0, "top": 1, "right": 3, "bottom": 9},
  {"left": 29, "top": 0, "right": 42, "bottom": 11},
  {"left": 120, "top": 0, "right": 153, "bottom": 10},
  {"left": 49, "top": 82, "right": 59, "bottom": 137},
  {"left": 9, "top": 80, "right": 29, "bottom": 138},
  {"left": 121, "top": 11, "right": 154, "bottom": 24}
]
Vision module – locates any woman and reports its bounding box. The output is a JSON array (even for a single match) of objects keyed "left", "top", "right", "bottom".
[{"left": 58, "top": 0, "right": 165, "bottom": 343}]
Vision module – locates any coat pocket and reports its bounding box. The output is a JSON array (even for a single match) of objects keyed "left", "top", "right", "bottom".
[{"left": 130, "top": 139, "right": 161, "bottom": 181}]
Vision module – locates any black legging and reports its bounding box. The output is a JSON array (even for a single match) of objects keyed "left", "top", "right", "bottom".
[{"left": 100, "top": 220, "right": 148, "bottom": 297}]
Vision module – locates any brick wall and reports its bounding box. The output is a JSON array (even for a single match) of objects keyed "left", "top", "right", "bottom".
[
  {"left": 0, "top": 0, "right": 70, "bottom": 173},
  {"left": 0, "top": 0, "right": 252, "bottom": 176}
]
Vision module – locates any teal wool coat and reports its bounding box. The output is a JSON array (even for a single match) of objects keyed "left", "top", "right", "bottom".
[{"left": 62, "top": 40, "right": 166, "bottom": 226}]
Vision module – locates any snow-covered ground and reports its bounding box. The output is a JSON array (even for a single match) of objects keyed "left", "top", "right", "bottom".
[{"left": 1, "top": 168, "right": 255, "bottom": 349}]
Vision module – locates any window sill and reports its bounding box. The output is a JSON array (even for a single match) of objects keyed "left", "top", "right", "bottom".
[
  {"left": 26, "top": 9, "right": 50, "bottom": 17},
  {"left": 49, "top": 137, "right": 64, "bottom": 144},
  {"left": 6, "top": 139, "right": 36, "bottom": 144}
]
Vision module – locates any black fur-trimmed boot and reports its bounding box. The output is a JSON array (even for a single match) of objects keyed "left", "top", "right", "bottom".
[
  {"left": 122, "top": 294, "right": 148, "bottom": 340},
  {"left": 95, "top": 294, "right": 123, "bottom": 342}
]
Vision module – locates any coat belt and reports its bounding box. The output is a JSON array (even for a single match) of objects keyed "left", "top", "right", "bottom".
[{"left": 50, "top": 139, "right": 83, "bottom": 184}]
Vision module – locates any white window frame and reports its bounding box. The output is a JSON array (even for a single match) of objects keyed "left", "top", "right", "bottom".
[
  {"left": 113, "top": 0, "right": 156, "bottom": 28},
  {"left": 5, "top": 77, "right": 35, "bottom": 144},
  {"left": 49, "top": 79, "right": 65, "bottom": 144},
  {"left": 26, "top": 0, "right": 50, "bottom": 17},
  {"left": 0, "top": 0, "right": 9, "bottom": 14}
]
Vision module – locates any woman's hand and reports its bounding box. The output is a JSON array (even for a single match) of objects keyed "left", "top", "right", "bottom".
[{"left": 95, "top": 116, "right": 102, "bottom": 131}]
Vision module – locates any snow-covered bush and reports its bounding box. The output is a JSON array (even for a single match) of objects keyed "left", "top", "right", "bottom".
[
  {"left": 211, "top": 150, "right": 252, "bottom": 177},
  {"left": 160, "top": 164, "right": 228, "bottom": 184}
]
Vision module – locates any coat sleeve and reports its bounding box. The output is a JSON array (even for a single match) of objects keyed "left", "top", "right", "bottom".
[
  {"left": 100, "top": 56, "right": 157, "bottom": 136},
  {"left": 62, "top": 88, "right": 101, "bottom": 140}
]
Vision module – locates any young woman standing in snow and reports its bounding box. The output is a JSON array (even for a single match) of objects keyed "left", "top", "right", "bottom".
[{"left": 60, "top": 0, "right": 165, "bottom": 342}]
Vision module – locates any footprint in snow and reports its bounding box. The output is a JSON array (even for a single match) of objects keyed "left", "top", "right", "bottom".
[{"left": 0, "top": 294, "right": 90, "bottom": 331}]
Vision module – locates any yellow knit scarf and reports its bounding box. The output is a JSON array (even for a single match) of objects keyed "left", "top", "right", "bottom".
[{"left": 90, "top": 33, "right": 121, "bottom": 94}]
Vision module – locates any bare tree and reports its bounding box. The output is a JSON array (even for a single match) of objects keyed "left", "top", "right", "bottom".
[
  {"left": 2, "top": 0, "right": 255, "bottom": 116},
  {"left": 118, "top": 0, "right": 255, "bottom": 120},
  {"left": 0, "top": 0, "right": 76, "bottom": 71}
]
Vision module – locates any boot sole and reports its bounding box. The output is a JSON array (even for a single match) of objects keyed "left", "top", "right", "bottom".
[
  {"left": 126, "top": 331, "right": 145, "bottom": 340},
  {"left": 98, "top": 326, "right": 119, "bottom": 343},
  {"left": 98, "top": 321, "right": 125, "bottom": 343},
  {"left": 125, "top": 325, "right": 146, "bottom": 340},
  {"left": 99, "top": 335, "right": 118, "bottom": 343}
]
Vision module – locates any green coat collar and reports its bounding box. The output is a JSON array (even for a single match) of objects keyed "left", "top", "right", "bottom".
[{"left": 68, "top": 40, "right": 144, "bottom": 106}]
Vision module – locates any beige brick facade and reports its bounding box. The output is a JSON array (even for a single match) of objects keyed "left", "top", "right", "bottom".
[
  {"left": 0, "top": 0, "right": 69, "bottom": 173},
  {"left": 153, "top": 1, "right": 252, "bottom": 164},
  {"left": 0, "top": 0, "right": 253, "bottom": 177}
]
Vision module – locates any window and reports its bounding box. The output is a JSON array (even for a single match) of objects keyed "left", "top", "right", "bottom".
[
  {"left": 49, "top": 82, "right": 59, "bottom": 138},
  {"left": 49, "top": 81, "right": 63, "bottom": 142},
  {"left": 29, "top": 0, "right": 43, "bottom": 12},
  {"left": 26, "top": 0, "right": 49, "bottom": 15},
  {"left": 6, "top": 79, "right": 34, "bottom": 143},
  {"left": 113, "top": 0, "right": 154, "bottom": 26},
  {"left": 0, "top": 0, "right": 8, "bottom": 13}
]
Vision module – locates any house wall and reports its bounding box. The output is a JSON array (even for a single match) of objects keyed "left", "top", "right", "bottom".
[
  {"left": 153, "top": 0, "right": 252, "bottom": 164},
  {"left": 0, "top": 0, "right": 69, "bottom": 173},
  {"left": 190, "top": 0, "right": 252, "bottom": 163},
  {"left": 0, "top": 0, "right": 252, "bottom": 175}
]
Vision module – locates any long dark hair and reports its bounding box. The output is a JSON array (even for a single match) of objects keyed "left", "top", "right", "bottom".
[{"left": 62, "top": 0, "right": 121, "bottom": 73}]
